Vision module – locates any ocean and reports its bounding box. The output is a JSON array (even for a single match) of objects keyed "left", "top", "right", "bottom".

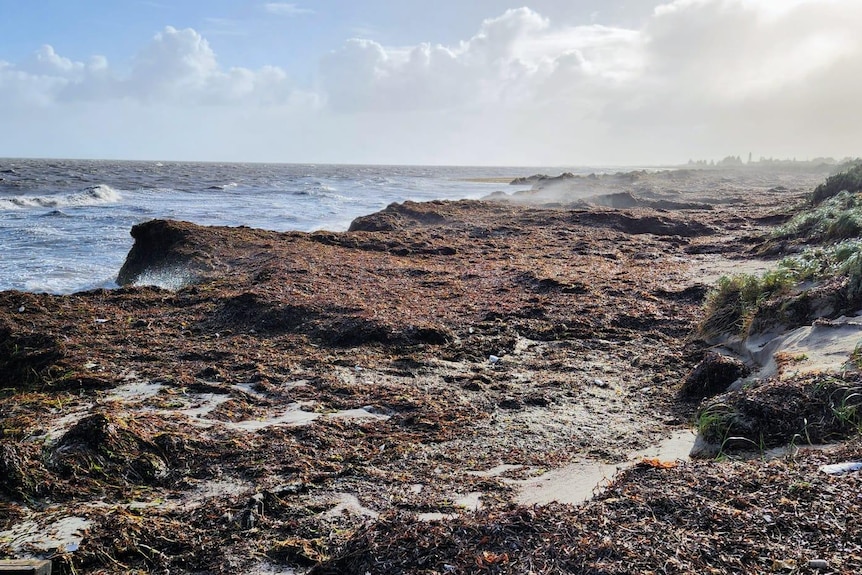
[{"left": 0, "top": 158, "right": 606, "bottom": 294}]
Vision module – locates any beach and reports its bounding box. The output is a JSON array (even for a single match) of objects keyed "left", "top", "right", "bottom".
[{"left": 2, "top": 165, "right": 861, "bottom": 574}]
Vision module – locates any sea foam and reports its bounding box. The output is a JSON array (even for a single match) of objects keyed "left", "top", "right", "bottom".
[{"left": 0, "top": 184, "right": 122, "bottom": 210}]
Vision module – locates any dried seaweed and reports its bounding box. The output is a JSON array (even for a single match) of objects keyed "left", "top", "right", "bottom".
[{"left": 2, "top": 176, "right": 859, "bottom": 574}]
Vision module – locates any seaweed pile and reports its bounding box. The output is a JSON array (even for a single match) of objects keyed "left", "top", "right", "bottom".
[
  {"left": 316, "top": 439, "right": 862, "bottom": 574},
  {"left": 2, "top": 167, "right": 858, "bottom": 574}
]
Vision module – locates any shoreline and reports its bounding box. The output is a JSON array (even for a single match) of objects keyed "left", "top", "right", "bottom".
[{"left": 2, "top": 166, "right": 861, "bottom": 573}]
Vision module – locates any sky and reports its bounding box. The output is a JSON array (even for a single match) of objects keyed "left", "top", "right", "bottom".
[{"left": 1, "top": 0, "right": 860, "bottom": 166}]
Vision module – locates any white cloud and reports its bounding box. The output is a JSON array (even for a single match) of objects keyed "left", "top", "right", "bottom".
[
  {"left": 26, "top": 45, "right": 85, "bottom": 77},
  {"left": 1, "top": 1, "right": 862, "bottom": 164},
  {"left": 129, "top": 26, "right": 219, "bottom": 99},
  {"left": 263, "top": 3, "right": 313, "bottom": 16},
  {"left": 643, "top": 0, "right": 860, "bottom": 99},
  {"left": 310, "top": 0, "right": 862, "bottom": 163},
  {"left": 0, "top": 26, "right": 300, "bottom": 108},
  {"left": 319, "top": 8, "right": 642, "bottom": 115},
  {"left": 604, "top": 0, "right": 862, "bottom": 159}
]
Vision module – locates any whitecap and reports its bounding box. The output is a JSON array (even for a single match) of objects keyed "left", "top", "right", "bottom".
[
  {"left": 205, "top": 182, "right": 239, "bottom": 191},
  {"left": 65, "top": 184, "right": 123, "bottom": 206},
  {"left": 132, "top": 268, "right": 194, "bottom": 291},
  {"left": 41, "top": 209, "right": 71, "bottom": 218},
  {"left": 0, "top": 184, "right": 122, "bottom": 210}
]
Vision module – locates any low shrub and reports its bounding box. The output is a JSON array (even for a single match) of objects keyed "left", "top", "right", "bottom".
[
  {"left": 773, "top": 190, "right": 862, "bottom": 243},
  {"left": 812, "top": 162, "right": 862, "bottom": 205}
]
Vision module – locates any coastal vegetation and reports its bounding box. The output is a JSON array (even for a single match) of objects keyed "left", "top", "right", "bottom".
[
  {"left": 696, "top": 165, "right": 862, "bottom": 455},
  {"left": 701, "top": 164, "right": 862, "bottom": 338},
  {"left": 774, "top": 190, "right": 862, "bottom": 242},
  {"left": 699, "top": 238, "right": 862, "bottom": 337},
  {"left": 811, "top": 162, "right": 862, "bottom": 205}
]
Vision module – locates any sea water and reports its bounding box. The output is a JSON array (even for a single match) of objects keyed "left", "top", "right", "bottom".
[{"left": 0, "top": 159, "right": 593, "bottom": 294}]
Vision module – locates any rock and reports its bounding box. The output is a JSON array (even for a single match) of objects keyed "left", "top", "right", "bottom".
[
  {"left": 532, "top": 173, "right": 576, "bottom": 189},
  {"left": 498, "top": 397, "right": 523, "bottom": 410},
  {"left": 808, "top": 559, "right": 829, "bottom": 571},
  {"left": 346, "top": 212, "right": 404, "bottom": 232},
  {"left": 117, "top": 219, "right": 203, "bottom": 285},
  {"left": 509, "top": 174, "right": 548, "bottom": 185},
  {"left": 117, "top": 219, "right": 274, "bottom": 286},
  {"left": 585, "top": 192, "right": 642, "bottom": 209},
  {"left": 348, "top": 201, "right": 448, "bottom": 232},
  {"left": 681, "top": 352, "right": 750, "bottom": 399}
]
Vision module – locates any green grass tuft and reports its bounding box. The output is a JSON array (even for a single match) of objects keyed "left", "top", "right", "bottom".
[
  {"left": 700, "top": 269, "right": 796, "bottom": 337},
  {"left": 702, "top": 239, "right": 862, "bottom": 337}
]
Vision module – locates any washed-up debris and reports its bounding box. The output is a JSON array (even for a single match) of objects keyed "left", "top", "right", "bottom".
[
  {"left": 808, "top": 558, "right": 830, "bottom": 570},
  {"left": 314, "top": 439, "right": 862, "bottom": 574},
  {"left": 819, "top": 461, "right": 862, "bottom": 475},
  {"left": 0, "top": 560, "right": 52, "bottom": 574},
  {"left": 695, "top": 374, "right": 862, "bottom": 454},
  {"left": 1, "top": 168, "right": 858, "bottom": 574}
]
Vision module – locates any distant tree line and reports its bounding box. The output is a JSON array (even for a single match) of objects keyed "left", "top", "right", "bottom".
[{"left": 686, "top": 156, "right": 860, "bottom": 168}]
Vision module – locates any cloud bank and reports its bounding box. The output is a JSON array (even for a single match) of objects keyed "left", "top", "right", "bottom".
[{"left": 1, "top": 0, "right": 860, "bottom": 165}]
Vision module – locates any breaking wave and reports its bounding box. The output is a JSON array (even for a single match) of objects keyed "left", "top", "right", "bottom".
[
  {"left": 0, "top": 184, "right": 122, "bottom": 210},
  {"left": 292, "top": 182, "right": 339, "bottom": 197},
  {"left": 132, "top": 267, "right": 195, "bottom": 291}
]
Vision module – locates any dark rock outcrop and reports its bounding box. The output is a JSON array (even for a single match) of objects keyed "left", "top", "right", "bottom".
[
  {"left": 117, "top": 219, "right": 208, "bottom": 285},
  {"left": 117, "top": 219, "right": 279, "bottom": 286},
  {"left": 348, "top": 200, "right": 450, "bottom": 232}
]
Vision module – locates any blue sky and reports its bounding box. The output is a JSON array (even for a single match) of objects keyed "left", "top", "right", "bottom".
[
  {"left": 1, "top": 1, "right": 860, "bottom": 165},
  {"left": 1, "top": 1, "right": 657, "bottom": 74}
]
